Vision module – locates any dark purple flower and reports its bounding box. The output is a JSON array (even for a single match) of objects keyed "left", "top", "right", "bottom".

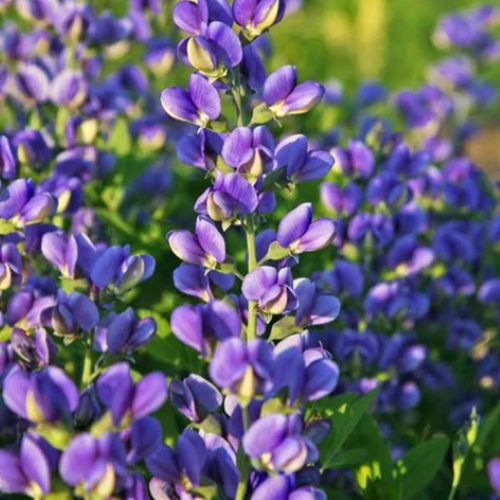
[
  {"left": 59, "top": 433, "right": 126, "bottom": 497},
  {"left": 195, "top": 172, "right": 259, "bottom": 221},
  {"left": 321, "top": 182, "right": 363, "bottom": 216},
  {"left": 41, "top": 231, "right": 78, "bottom": 278},
  {"left": 50, "top": 70, "right": 88, "bottom": 109},
  {"left": 7, "top": 63, "right": 49, "bottom": 105},
  {"left": 386, "top": 236, "right": 434, "bottom": 276},
  {"left": 3, "top": 365, "right": 79, "bottom": 424},
  {"left": 171, "top": 300, "right": 241, "bottom": 356},
  {"left": 168, "top": 216, "right": 226, "bottom": 267},
  {"left": 233, "top": 0, "right": 285, "bottom": 39},
  {"left": 242, "top": 266, "right": 297, "bottom": 316},
  {"left": 177, "top": 129, "right": 224, "bottom": 171},
  {"left": 169, "top": 374, "right": 222, "bottom": 422},
  {"left": 277, "top": 203, "right": 335, "bottom": 254},
  {"left": 97, "top": 362, "right": 167, "bottom": 426},
  {"left": 275, "top": 134, "right": 333, "bottom": 183},
  {"left": 0, "top": 433, "right": 54, "bottom": 496},
  {"left": 243, "top": 413, "right": 317, "bottom": 473},
  {"left": 161, "top": 73, "right": 221, "bottom": 126},
  {"left": 146, "top": 430, "right": 207, "bottom": 489},
  {"left": 263, "top": 65, "right": 325, "bottom": 118},
  {"left": 0, "top": 243, "right": 22, "bottom": 290},
  {"left": 10, "top": 327, "right": 55, "bottom": 369},
  {"left": 209, "top": 337, "right": 274, "bottom": 399},
  {"left": 222, "top": 126, "right": 274, "bottom": 180},
  {"left": 251, "top": 474, "right": 326, "bottom": 500},
  {"left": 314, "top": 260, "right": 364, "bottom": 297},
  {"left": 489, "top": 458, "right": 500, "bottom": 494}
]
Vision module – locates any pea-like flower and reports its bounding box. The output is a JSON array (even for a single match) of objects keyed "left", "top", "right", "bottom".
[
  {"left": 233, "top": 0, "right": 286, "bottom": 39},
  {"left": 386, "top": 236, "right": 434, "bottom": 277},
  {"left": 50, "top": 70, "right": 88, "bottom": 109},
  {"left": 250, "top": 474, "right": 326, "bottom": 500},
  {"left": 41, "top": 231, "right": 78, "bottom": 279},
  {"left": 275, "top": 134, "right": 333, "bottom": 183},
  {"left": 3, "top": 365, "right": 79, "bottom": 424},
  {"left": 209, "top": 337, "right": 275, "bottom": 400},
  {"left": 321, "top": 182, "right": 363, "bottom": 216},
  {"left": 0, "top": 179, "right": 57, "bottom": 226},
  {"left": 222, "top": 126, "right": 275, "bottom": 180},
  {"left": 171, "top": 300, "right": 241, "bottom": 356},
  {"left": 242, "top": 413, "right": 317, "bottom": 473},
  {"left": 195, "top": 172, "right": 259, "bottom": 221},
  {"left": 0, "top": 243, "right": 22, "bottom": 290},
  {"left": 146, "top": 430, "right": 207, "bottom": 491},
  {"left": 277, "top": 203, "right": 335, "bottom": 255},
  {"left": 0, "top": 433, "right": 55, "bottom": 498},
  {"left": 160, "top": 73, "right": 221, "bottom": 126},
  {"left": 96, "top": 362, "right": 167, "bottom": 426},
  {"left": 242, "top": 266, "right": 297, "bottom": 316},
  {"left": 177, "top": 129, "right": 225, "bottom": 172},
  {"left": 263, "top": 66, "right": 325, "bottom": 118},
  {"left": 168, "top": 216, "right": 226, "bottom": 268},
  {"left": 6, "top": 63, "right": 49, "bottom": 105},
  {"left": 59, "top": 433, "right": 127, "bottom": 499},
  {"left": 169, "top": 374, "right": 222, "bottom": 422}
]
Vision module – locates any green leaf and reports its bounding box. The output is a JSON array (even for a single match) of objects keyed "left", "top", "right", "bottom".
[
  {"left": 395, "top": 436, "right": 449, "bottom": 500},
  {"left": 476, "top": 402, "right": 500, "bottom": 449},
  {"left": 250, "top": 102, "right": 273, "bottom": 125},
  {"left": 319, "top": 389, "right": 378, "bottom": 468},
  {"left": 108, "top": 116, "right": 132, "bottom": 156},
  {"left": 326, "top": 447, "right": 371, "bottom": 469},
  {"left": 269, "top": 316, "right": 302, "bottom": 341}
]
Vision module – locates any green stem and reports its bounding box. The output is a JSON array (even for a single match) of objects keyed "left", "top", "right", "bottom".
[
  {"left": 80, "top": 333, "right": 94, "bottom": 388},
  {"left": 245, "top": 215, "right": 258, "bottom": 341},
  {"left": 447, "top": 486, "right": 458, "bottom": 500},
  {"left": 232, "top": 69, "right": 244, "bottom": 127},
  {"left": 235, "top": 407, "right": 252, "bottom": 500}
]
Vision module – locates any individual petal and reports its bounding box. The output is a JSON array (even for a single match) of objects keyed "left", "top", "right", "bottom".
[
  {"left": 173, "top": 264, "right": 213, "bottom": 302},
  {"left": 90, "top": 246, "right": 124, "bottom": 288},
  {"left": 20, "top": 434, "right": 51, "bottom": 494},
  {"left": 250, "top": 475, "right": 290, "bottom": 500},
  {"left": 233, "top": 0, "right": 257, "bottom": 26},
  {"left": 146, "top": 445, "right": 181, "bottom": 483},
  {"left": 189, "top": 73, "right": 221, "bottom": 121},
  {"left": 160, "top": 87, "right": 200, "bottom": 125},
  {"left": 129, "top": 417, "right": 163, "bottom": 463},
  {"left": 294, "top": 218, "right": 335, "bottom": 253},
  {"left": 168, "top": 229, "right": 207, "bottom": 266},
  {"left": 59, "top": 433, "right": 98, "bottom": 486},
  {"left": 222, "top": 127, "right": 254, "bottom": 168},
  {"left": 304, "top": 358, "right": 339, "bottom": 401},
  {"left": 207, "top": 21, "right": 243, "bottom": 67},
  {"left": 263, "top": 65, "right": 297, "bottom": 106},
  {"left": 209, "top": 337, "right": 248, "bottom": 388},
  {"left": 132, "top": 372, "right": 168, "bottom": 419},
  {"left": 0, "top": 450, "right": 29, "bottom": 494},
  {"left": 277, "top": 202, "right": 312, "bottom": 248},
  {"left": 196, "top": 216, "right": 226, "bottom": 263},
  {"left": 177, "top": 430, "right": 207, "bottom": 486},
  {"left": 279, "top": 81, "right": 325, "bottom": 116},
  {"left": 70, "top": 293, "right": 99, "bottom": 331},
  {"left": 173, "top": 1, "right": 207, "bottom": 34},
  {"left": 171, "top": 304, "right": 205, "bottom": 353},
  {"left": 3, "top": 369, "right": 30, "bottom": 419}
]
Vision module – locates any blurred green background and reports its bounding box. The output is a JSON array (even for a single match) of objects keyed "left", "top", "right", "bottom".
[{"left": 272, "top": 0, "right": 500, "bottom": 89}]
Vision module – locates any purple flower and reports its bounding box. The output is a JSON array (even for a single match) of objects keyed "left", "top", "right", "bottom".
[
  {"left": 41, "top": 231, "right": 78, "bottom": 278},
  {"left": 233, "top": 0, "right": 286, "bottom": 39},
  {"left": 0, "top": 135, "right": 17, "bottom": 179},
  {"left": 6, "top": 63, "right": 49, "bottom": 105},
  {"left": 177, "top": 129, "right": 224, "bottom": 171},
  {"left": 448, "top": 319, "right": 482, "bottom": 351},
  {"left": 146, "top": 430, "right": 207, "bottom": 489},
  {"left": 10, "top": 327, "right": 55, "bottom": 369},
  {"left": 41, "top": 290, "right": 99, "bottom": 340},
  {"left": 0, "top": 243, "right": 22, "bottom": 290},
  {"left": 251, "top": 474, "right": 326, "bottom": 500},
  {"left": 209, "top": 337, "right": 274, "bottom": 399},
  {"left": 160, "top": 73, "right": 221, "bottom": 126},
  {"left": 222, "top": 126, "right": 274, "bottom": 180},
  {"left": 59, "top": 433, "right": 126, "bottom": 497},
  {"left": 243, "top": 413, "right": 317, "bottom": 473},
  {"left": 90, "top": 244, "right": 155, "bottom": 292},
  {"left": 177, "top": 20, "right": 242, "bottom": 78},
  {"left": 263, "top": 66, "right": 325, "bottom": 118},
  {"left": 126, "top": 416, "right": 163, "bottom": 464},
  {"left": 94, "top": 308, "right": 156, "bottom": 355},
  {"left": 0, "top": 433, "right": 54, "bottom": 496},
  {"left": 314, "top": 260, "right": 364, "bottom": 298},
  {"left": 145, "top": 38, "right": 176, "bottom": 77},
  {"left": 13, "top": 129, "right": 52, "bottom": 168},
  {"left": 6, "top": 288, "right": 56, "bottom": 329},
  {"left": 3, "top": 366, "right": 79, "bottom": 424},
  {"left": 321, "top": 182, "right": 363, "bottom": 216},
  {"left": 195, "top": 172, "right": 259, "bottom": 221},
  {"left": 242, "top": 266, "right": 297, "bottom": 316},
  {"left": 273, "top": 344, "right": 339, "bottom": 403},
  {"left": 335, "top": 141, "right": 375, "bottom": 179},
  {"left": 275, "top": 134, "right": 333, "bottom": 183},
  {"left": 169, "top": 374, "right": 222, "bottom": 422},
  {"left": 277, "top": 203, "right": 335, "bottom": 254},
  {"left": 386, "top": 236, "right": 434, "bottom": 276},
  {"left": 50, "top": 70, "right": 88, "bottom": 109},
  {"left": 168, "top": 216, "right": 226, "bottom": 267},
  {"left": 171, "top": 300, "right": 241, "bottom": 356}
]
